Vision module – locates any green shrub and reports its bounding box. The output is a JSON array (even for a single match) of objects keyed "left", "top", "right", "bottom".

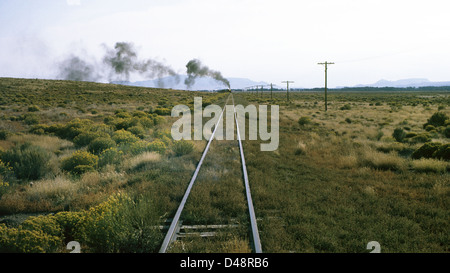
[
  {"left": 127, "top": 126, "right": 145, "bottom": 139},
  {"left": 114, "top": 117, "right": 140, "bottom": 130},
  {"left": 425, "top": 112, "right": 448, "bottom": 128},
  {"left": 392, "top": 128, "right": 406, "bottom": 142},
  {"left": 340, "top": 104, "right": 351, "bottom": 110},
  {"left": 112, "top": 129, "right": 140, "bottom": 145},
  {"left": 88, "top": 137, "right": 116, "bottom": 155},
  {"left": 153, "top": 115, "right": 165, "bottom": 125},
  {"left": 114, "top": 110, "right": 132, "bottom": 119},
  {"left": 27, "top": 105, "right": 41, "bottom": 112},
  {"left": 409, "top": 133, "right": 431, "bottom": 144},
  {"left": 298, "top": 116, "right": 312, "bottom": 126},
  {"left": 73, "top": 131, "right": 109, "bottom": 148},
  {"left": 0, "top": 224, "right": 61, "bottom": 253},
  {"left": 22, "top": 113, "right": 40, "bottom": 125},
  {"left": 424, "top": 125, "right": 436, "bottom": 132},
  {"left": 132, "top": 110, "right": 147, "bottom": 118},
  {"left": 139, "top": 116, "right": 155, "bottom": 128},
  {"left": 129, "top": 141, "right": 150, "bottom": 155},
  {"left": 412, "top": 142, "right": 441, "bottom": 160},
  {"left": 432, "top": 144, "right": 450, "bottom": 161},
  {"left": 80, "top": 193, "right": 162, "bottom": 253},
  {"left": 405, "top": 132, "right": 417, "bottom": 139},
  {"left": 0, "top": 159, "right": 12, "bottom": 177},
  {"left": 147, "top": 140, "right": 167, "bottom": 155},
  {"left": 1, "top": 143, "right": 51, "bottom": 180},
  {"left": 173, "top": 140, "right": 194, "bottom": 156},
  {"left": 0, "top": 129, "right": 9, "bottom": 140},
  {"left": 444, "top": 126, "right": 450, "bottom": 138},
  {"left": 154, "top": 108, "right": 171, "bottom": 116},
  {"left": 73, "top": 165, "right": 96, "bottom": 175},
  {"left": 54, "top": 119, "right": 94, "bottom": 141},
  {"left": 54, "top": 211, "right": 85, "bottom": 243},
  {"left": 98, "top": 147, "right": 123, "bottom": 167},
  {"left": 61, "top": 150, "right": 98, "bottom": 175}
]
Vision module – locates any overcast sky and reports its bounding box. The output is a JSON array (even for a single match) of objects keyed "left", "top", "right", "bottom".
[{"left": 0, "top": 0, "right": 449, "bottom": 88}]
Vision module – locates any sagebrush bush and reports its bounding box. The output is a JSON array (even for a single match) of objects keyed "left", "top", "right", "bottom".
[
  {"left": 112, "top": 129, "right": 139, "bottom": 145},
  {"left": 0, "top": 223, "right": 61, "bottom": 253},
  {"left": 27, "top": 105, "right": 40, "bottom": 112},
  {"left": 412, "top": 142, "right": 441, "bottom": 160},
  {"left": 61, "top": 150, "right": 98, "bottom": 175},
  {"left": 298, "top": 116, "right": 312, "bottom": 126},
  {"left": 98, "top": 147, "right": 123, "bottom": 167},
  {"left": 0, "top": 129, "right": 9, "bottom": 140},
  {"left": 73, "top": 131, "right": 109, "bottom": 148},
  {"left": 147, "top": 140, "right": 167, "bottom": 155},
  {"left": 127, "top": 126, "right": 145, "bottom": 139},
  {"left": 88, "top": 137, "right": 116, "bottom": 155},
  {"left": 340, "top": 104, "right": 351, "bottom": 110},
  {"left": 22, "top": 113, "right": 39, "bottom": 125},
  {"left": 173, "top": 140, "right": 194, "bottom": 156},
  {"left": 392, "top": 128, "right": 406, "bottom": 142},
  {"left": 153, "top": 108, "right": 171, "bottom": 116},
  {"left": 409, "top": 133, "right": 431, "bottom": 144},
  {"left": 444, "top": 126, "right": 450, "bottom": 138},
  {"left": 58, "top": 119, "right": 94, "bottom": 140},
  {"left": 424, "top": 112, "right": 448, "bottom": 128},
  {"left": 1, "top": 143, "right": 51, "bottom": 180},
  {"left": 432, "top": 144, "right": 450, "bottom": 161}
]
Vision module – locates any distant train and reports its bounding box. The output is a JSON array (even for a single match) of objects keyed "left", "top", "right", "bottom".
[{"left": 217, "top": 88, "right": 232, "bottom": 93}]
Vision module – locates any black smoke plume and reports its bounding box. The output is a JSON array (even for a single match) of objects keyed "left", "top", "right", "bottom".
[
  {"left": 185, "top": 59, "right": 230, "bottom": 89},
  {"left": 58, "top": 42, "right": 179, "bottom": 87},
  {"left": 57, "top": 55, "right": 100, "bottom": 82}
]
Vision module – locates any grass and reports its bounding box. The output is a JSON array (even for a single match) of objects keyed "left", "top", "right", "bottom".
[
  {"left": 240, "top": 90, "right": 449, "bottom": 253},
  {"left": 411, "top": 158, "right": 449, "bottom": 173},
  {"left": 0, "top": 78, "right": 448, "bottom": 253}
]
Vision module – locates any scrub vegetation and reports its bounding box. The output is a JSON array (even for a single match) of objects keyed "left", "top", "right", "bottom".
[{"left": 0, "top": 78, "right": 448, "bottom": 253}]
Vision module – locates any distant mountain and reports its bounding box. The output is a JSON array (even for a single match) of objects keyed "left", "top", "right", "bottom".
[
  {"left": 351, "top": 78, "right": 450, "bottom": 88},
  {"left": 115, "top": 75, "right": 268, "bottom": 91}
]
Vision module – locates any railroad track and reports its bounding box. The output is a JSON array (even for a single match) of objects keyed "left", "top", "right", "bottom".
[{"left": 159, "top": 93, "right": 262, "bottom": 253}]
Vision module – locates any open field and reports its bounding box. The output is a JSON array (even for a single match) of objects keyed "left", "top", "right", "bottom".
[{"left": 0, "top": 78, "right": 448, "bottom": 253}]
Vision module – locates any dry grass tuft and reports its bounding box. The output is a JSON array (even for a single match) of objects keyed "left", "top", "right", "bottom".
[
  {"left": 411, "top": 158, "right": 448, "bottom": 173},
  {"left": 123, "top": 152, "right": 162, "bottom": 171}
]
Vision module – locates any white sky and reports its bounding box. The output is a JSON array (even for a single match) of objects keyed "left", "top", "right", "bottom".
[{"left": 0, "top": 0, "right": 449, "bottom": 88}]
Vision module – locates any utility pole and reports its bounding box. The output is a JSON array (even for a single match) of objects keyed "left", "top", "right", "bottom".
[
  {"left": 270, "top": 83, "right": 273, "bottom": 100},
  {"left": 281, "top": 81, "right": 294, "bottom": 102},
  {"left": 318, "top": 61, "right": 334, "bottom": 111}
]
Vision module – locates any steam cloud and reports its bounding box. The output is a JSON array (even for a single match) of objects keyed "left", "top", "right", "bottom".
[
  {"left": 185, "top": 59, "right": 230, "bottom": 89},
  {"left": 58, "top": 42, "right": 179, "bottom": 87}
]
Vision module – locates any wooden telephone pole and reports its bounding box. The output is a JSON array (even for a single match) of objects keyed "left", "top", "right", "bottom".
[
  {"left": 318, "top": 61, "right": 334, "bottom": 111},
  {"left": 282, "top": 81, "right": 294, "bottom": 102},
  {"left": 270, "top": 83, "right": 273, "bottom": 100}
]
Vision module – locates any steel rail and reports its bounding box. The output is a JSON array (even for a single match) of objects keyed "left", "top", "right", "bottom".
[
  {"left": 233, "top": 95, "right": 263, "bottom": 253},
  {"left": 158, "top": 95, "right": 230, "bottom": 253},
  {"left": 159, "top": 94, "right": 262, "bottom": 253}
]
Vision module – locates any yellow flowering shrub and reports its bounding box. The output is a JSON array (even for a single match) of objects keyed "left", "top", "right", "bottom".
[
  {"left": 79, "top": 192, "right": 131, "bottom": 252},
  {"left": 0, "top": 192, "right": 161, "bottom": 253},
  {"left": 61, "top": 150, "right": 98, "bottom": 175},
  {"left": 0, "top": 223, "right": 61, "bottom": 253},
  {"left": 0, "top": 180, "right": 9, "bottom": 198}
]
